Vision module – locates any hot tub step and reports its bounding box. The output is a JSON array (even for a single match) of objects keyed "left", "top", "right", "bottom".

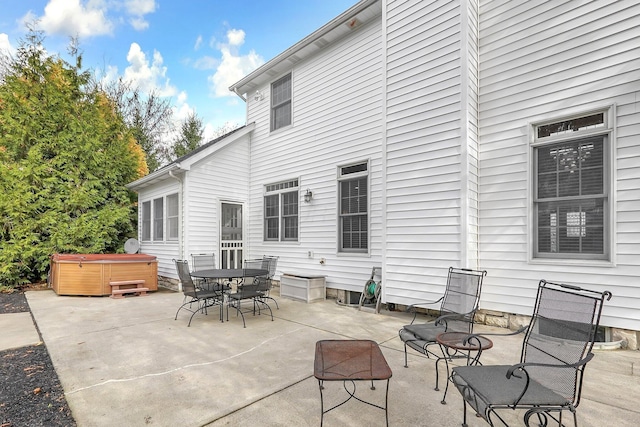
[{"left": 110, "top": 280, "right": 148, "bottom": 299}]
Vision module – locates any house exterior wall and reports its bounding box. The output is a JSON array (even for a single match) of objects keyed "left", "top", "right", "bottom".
[
  {"left": 183, "top": 135, "right": 251, "bottom": 265},
  {"left": 130, "top": 0, "right": 640, "bottom": 334},
  {"left": 383, "top": 0, "right": 478, "bottom": 305},
  {"left": 138, "top": 180, "right": 180, "bottom": 278},
  {"left": 244, "top": 15, "right": 384, "bottom": 291},
  {"left": 477, "top": 0, "right": 640, "bottom": 331},
  {"left": 133, "top": 132, "right": 252, "bottom": 279}
]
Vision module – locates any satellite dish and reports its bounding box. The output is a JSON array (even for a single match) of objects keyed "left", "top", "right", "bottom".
[{"left": 124, "top": 238, "right": 140, "bottom": 254}]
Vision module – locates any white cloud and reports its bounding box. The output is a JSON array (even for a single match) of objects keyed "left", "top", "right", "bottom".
[
  {"left": 194, "top": 35, "right": 203, "bottom": 50},
  {"left": 173, "top": 91, "right": 193, "bottom": 122},
  {"left": 24, "top": 0, "right": 156, "bottom": 37},
  {"left": 124, "top": 0, "right": 155, "bottom": 15},
  {"left": 0, "top": 33, "right": 15, "bottom": 56},
  {"left": 193, "top": 56, "right": 218, "bottom": 70},
  {"left": 207, "top": 28, "right": 264, "bottom": 98},
  {"left": 129, "top": 17, "right": 149, "bottom": 31},
  {"left": 123, "top": 42, "right": 177, "bottom": 97},
  {"left": 33, "top": 0, "right": 113, "bottom": 38},
  {"left": 124, "top": 0, "right": 156, "bottom": 31},
  {"left": 226, "top": 29, "right": 245, "bottom": 46}
]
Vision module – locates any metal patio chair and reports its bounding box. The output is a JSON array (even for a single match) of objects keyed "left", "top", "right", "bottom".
[
  {"left": 261, "top": 255, "right": 279, "bottom": 309},
  {"left": 191, "top": 253, "right": 216, "bottom": 270},
  {"left": 451, "top": 280, "right": 612, "bottom": 427},
  {"left": 227, "top": 264, "right": 273, "bottom": 328},
  {"left": 398, "top": 267, "right": 487, "bottom": 391},
  {"left": 191, "top": 253, "right": 216, "bottom": 288},
  {"left": 174, "top": 259, "right": 224, "bottom": 326}
]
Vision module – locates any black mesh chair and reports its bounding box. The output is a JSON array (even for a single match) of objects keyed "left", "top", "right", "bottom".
[
  {"left": 191, "top": 253, "right": 216, "bottom": 288},
  {"left": 191, "top": 253, "right": 215, "bottom": 270},
  {"left": 261, "top": 255, "right": 279, "bottom": 309},
  {"left": 451, "top": 280, "right": 612, "bottom": 427},
  {"left": 227, "top": 263, "right": 273, "bottom": 328},
  {"left": 398, "top": 267, "right": 487, "bottom": 391},
  {"left": 174, "top": 259, "right": 224, "bottom": 326}
]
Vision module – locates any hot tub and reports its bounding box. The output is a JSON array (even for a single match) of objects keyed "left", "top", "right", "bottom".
[{"left": 49, "top": 254, "right": 158, "bottom": 296}]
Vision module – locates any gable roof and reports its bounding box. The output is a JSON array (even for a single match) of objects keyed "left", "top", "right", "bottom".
[
  {"left": 229, "top": 0, "right": 381, "bottom": 99},
  {"left": 126, "top": 122, "right": 255, "bottom": 191}
]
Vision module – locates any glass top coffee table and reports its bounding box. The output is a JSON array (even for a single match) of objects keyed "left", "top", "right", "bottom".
[{"left": 314, "top": 340, "right": 393, "bottom": 426}]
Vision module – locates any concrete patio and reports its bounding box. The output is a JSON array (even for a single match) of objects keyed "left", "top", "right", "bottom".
[{"left": 25, "top": 287, "right": 638, "bottom": 427}]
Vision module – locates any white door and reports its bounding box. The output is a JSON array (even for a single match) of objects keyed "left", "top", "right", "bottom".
[{"left": 220, "top": 202, "right": 243, "bottom": 269}]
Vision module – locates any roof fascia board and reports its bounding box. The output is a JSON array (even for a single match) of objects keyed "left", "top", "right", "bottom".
[
  {"left": 229, "top": 0, "right": 380, "bottom": 96},
  {"left": 126, "top": 163, "right": 187, "bottom": 190},
  {"left": 180, "top": 122, "right": 255, "bottom": 169},
  {"left": 127, "top": 122, "right": 255, "bottom": 190}
]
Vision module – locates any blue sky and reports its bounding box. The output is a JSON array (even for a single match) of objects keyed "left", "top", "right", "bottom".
[{"left": 0, "top": 0, "right": 355, "bottom": 141}]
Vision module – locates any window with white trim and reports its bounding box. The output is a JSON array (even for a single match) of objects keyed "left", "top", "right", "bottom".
[
  {"left": 166, "top": 193, "right": 179, "bottom": 240},
  {"left": 153, "top": 198, "right": 164, "bottom": 241},
  {"left": 141, "top": 201, "right": 151, "bottom": 241},
  {"left": 264, "top": 179, "right": 298, "bottom": 241},
  {"left": 533, "top": 111, "right": 610, "bottom": 260},
  {"left": 271, "top": 73, "right": 291, "bottom": 131},
  {"left": 338, "top": 162, "right": 368, "bottom": 253},
  {"left": 141, "top": 193, "right": 179, "bottom": 242}
]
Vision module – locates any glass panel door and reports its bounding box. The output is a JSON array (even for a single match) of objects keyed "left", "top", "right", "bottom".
[{"left": 220, "top": 203, "right": 243, "bottom": 269}]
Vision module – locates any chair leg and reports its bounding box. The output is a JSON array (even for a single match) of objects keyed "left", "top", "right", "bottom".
[
  {"left": 264, "top": 294, "right": 279, "bottom": 309},
  {"left": 404, "top": 343, "right": 409, "bottom": 368},
  {"left": 462, "top": 399, "right": 468, "bottom": 427},
  {"left": 259, "top": 300, "right": 273, "bottom": 321},
  {"left": 228, "top": 298, "right": 247, "bottom": 327}
]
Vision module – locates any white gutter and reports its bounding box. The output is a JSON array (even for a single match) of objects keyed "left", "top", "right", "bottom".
[
  {"left": 126, "top": 163, "right": 187, "bottom": 190},
  {"left": 233, "top": 87, "right": 246, "bottom": 102}
]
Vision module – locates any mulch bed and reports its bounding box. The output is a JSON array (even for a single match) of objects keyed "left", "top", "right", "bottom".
[{"left": 0, "top": 289, "right": 76, "bottom": 426}]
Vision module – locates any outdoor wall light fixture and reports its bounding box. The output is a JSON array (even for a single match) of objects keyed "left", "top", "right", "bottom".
[
  {"left": 254, "top": 90, "right": 264, "bottom": 101},
  {"left": 304, "top": 188, "right": 313, "bottom": 203}
]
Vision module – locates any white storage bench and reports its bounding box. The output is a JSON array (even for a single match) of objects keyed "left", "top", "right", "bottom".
[{"left": 280, "top": 273, "right": 326, "bottom": 303}]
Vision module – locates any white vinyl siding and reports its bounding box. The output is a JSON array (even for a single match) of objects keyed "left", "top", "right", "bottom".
[
  {"left": 245, "top": 12, "right": 383, "bottom": 291},
  {"left": 384, "top": 0, "right": 473, "bottom": 304},
  {"left": 478, "top": 0, "right": 640, "bottom": 330},
  {"left": 184, "top": 135, "right": 251, "bottom": 258}
]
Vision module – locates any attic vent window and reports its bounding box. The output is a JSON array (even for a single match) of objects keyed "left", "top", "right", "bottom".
[
  {"left": 341, "top": 163, "right": 367, "bottom": 175},
  {"left": 266, "top": 179, "right": 298, "bottom": 192},
  {"left": 537, "top": 113, "right": 604, "bottom": 138}
]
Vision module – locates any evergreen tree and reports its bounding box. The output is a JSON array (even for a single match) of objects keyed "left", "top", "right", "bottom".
[
  {"left": 0, "top": 31, "right": 147, "bottom": 288},
  {"left": 171, "top": 112, "right": 204, "bottom": 160}
]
